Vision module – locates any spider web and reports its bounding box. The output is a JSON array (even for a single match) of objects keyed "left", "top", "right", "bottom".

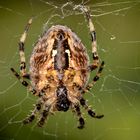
[{"left": 0, "top": 0, "right": 140, "bottom": 140}]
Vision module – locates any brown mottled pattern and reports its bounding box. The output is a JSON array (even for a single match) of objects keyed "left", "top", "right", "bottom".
[{"left": 30, "top": 25, "right": 89, "bottom": 91}]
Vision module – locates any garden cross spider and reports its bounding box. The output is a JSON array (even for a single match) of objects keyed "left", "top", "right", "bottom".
[{"left": 11, "top": 6, "right": 104, "bottom": 129}]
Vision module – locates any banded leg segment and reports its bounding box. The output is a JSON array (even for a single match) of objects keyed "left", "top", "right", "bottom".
[
  {"left": 19, "top": 18, "right": 33, "bottom": 78},
  {"left": 83, "top": 7, "right": 99, "bottom": 70},
  {"left": 10, "top": 68, "right": 38, "bottom": 96},
  {"left": 82, "top": 61, "right": 104, "bottom": 94},
  {"left": 73, "top": 105, "right": 85, "bottom": 129},
  {"left": 23, "top": 100, "right": 43, "bottom": 124},
  {"left": 80, "top": 98, "right": 104, "bottom": 118},
  {"left": 37, "top": 106, "right": 50, "bottom": 127}
]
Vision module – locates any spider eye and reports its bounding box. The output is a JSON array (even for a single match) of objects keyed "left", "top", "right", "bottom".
[{"left": 56, "top": 86, "right": 70, "bottom": 112}]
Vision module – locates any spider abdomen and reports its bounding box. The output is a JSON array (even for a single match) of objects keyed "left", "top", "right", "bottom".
[{"left": 29, "top": 25, "right": 89, "bottom": 92}]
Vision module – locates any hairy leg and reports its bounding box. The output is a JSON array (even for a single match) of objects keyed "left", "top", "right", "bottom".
[{"left": 80, "top": 97, "right": 104, "bottom": 118}]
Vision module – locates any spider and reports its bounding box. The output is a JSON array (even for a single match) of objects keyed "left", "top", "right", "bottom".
[{"left": 11, "top": 6, "right": 104, "bottom": 129}]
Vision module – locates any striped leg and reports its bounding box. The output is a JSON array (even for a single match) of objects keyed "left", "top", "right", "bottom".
[
  {"left": 19, "top": 18, "right": 33, "bottom": 78},
  {"left": 82, "top": 6, "right": 104, "bottom": 71},
  {"left": 82, "top": 61, "right": 104, "bottom": 94},
  {"left": 80, "top": 98, "right": 104, "bottom": 119},
  {"left": 10, "top": 68, "right": 39, "bottom": 96},
  {"left": 23, "top": 99, "right": 43, "bottom": 124},
  {"left": 73, "top": 105, "right": 85, "bottom": 129},
  {"left": 37, "top": 106, "right": 50, "bottom": 127}
]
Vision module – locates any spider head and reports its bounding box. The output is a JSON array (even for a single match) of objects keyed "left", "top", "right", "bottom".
[{"left": 56, "top": 85, "right": 70, "bottom": 112}]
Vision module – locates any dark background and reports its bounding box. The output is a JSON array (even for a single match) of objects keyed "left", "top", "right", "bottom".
[{"left": 0, "top": 0, "right": 140, "bottom": 140}]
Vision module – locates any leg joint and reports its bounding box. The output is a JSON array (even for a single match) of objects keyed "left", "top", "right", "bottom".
[
  {"left": 93, "top": 75, "right": 99, "bottom": 81},
  {"left": 19, "top": 42, "right": 24, "bottom": 51},
  {"left": 91, "top": 31, "right": 96, "bottom": 41},
  {"left": 22, "top": 81, "right": 28, "bottom": 87}
]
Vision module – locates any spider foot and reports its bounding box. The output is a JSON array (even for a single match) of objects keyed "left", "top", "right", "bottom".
[
  {"left": 78, "top": 117, "right": 85, "bottom": 129},
  {"left": 88, "top": 110, "right": 104, "bottom": 119}
]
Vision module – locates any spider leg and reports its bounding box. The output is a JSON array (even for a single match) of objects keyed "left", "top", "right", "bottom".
[
  {"left": 10, "top": 68, "right": 39, "bottom": 96},
  {"left": 23, "top": 99, "right": 43, "bottom": 124},
  {"left": 37, "top": 105, "right": 51, "bottom": 127},
  {"left": 81, "top": 61, "right": 104, "bottom": 94},
  {"left": 82, "top": 6, "right": 104, "bottom": 72},
  {"left": 18, "top": 18, "right": 33, "bottom": 78},
  {"left": 72, "top": 105, "right": 85, "bottom": 129},
  {"left": 80, "top": 97, "right": 104, "bottom": 119}
]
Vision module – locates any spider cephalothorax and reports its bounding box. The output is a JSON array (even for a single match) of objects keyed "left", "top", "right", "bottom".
[{"left": 11, "top": 6, "right": 104, "bottom": 129}]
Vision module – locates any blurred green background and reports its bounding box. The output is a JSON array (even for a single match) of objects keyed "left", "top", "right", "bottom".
[{"left": 0, "top": 0, "right": 140, "bottom": 140}]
